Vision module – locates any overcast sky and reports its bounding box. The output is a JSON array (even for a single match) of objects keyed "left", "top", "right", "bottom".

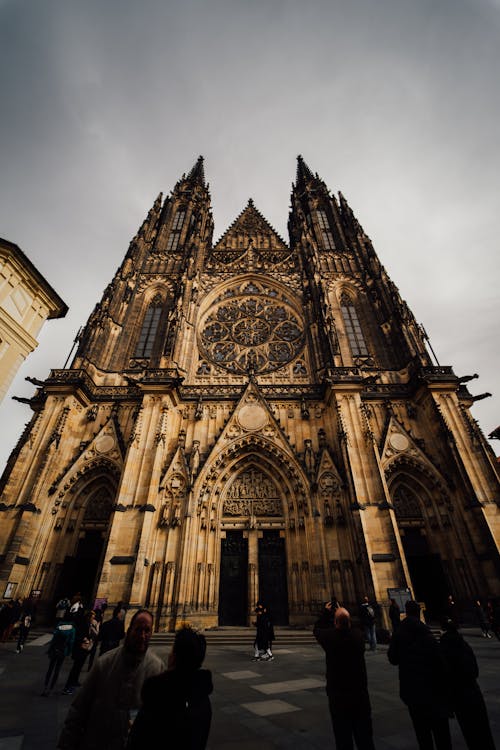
[{"left": 0, "top": 0, "right": 499, "bottom": 470}]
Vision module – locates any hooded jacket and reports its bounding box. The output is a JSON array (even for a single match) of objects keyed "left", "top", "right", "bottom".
[
  {"left": 127, "top": 667, "right": 213, "bottom": 750},
  {"left": 388, "top": 615, "right": 452, "bottom": 716}
]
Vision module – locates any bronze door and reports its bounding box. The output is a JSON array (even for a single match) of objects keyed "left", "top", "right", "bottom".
[
  {"left": 219, "top": 531, "right": 248, "bottom": 625},
  {"left": 258, "top": 530, "right": 289, "bottom": 625}
]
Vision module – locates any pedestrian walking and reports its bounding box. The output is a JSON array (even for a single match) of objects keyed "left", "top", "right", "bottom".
[
  {"left": 127, "top": 626, "right": 213, "bottom": 749},
  {"left": 57, "top": 610, "right": 164, "bottom": 750},
  {"left": 252, "top": 601, "right": 274, "bottom": 661},
  {"left": 440, "top": 617, "right": 496, "bottom": 750},
  {"left": 62, "top": 610, "right": 99, "bottom": 694},
  {"left": 314, "top": 604, "right": 376, "bottom": 750},
  {"left": 42, "top": 617, "right": 76, "bottom": 696},
  {"left": 16, "top": 602, "right": 33, "bottom": 653},
  {"left": 389, "top": 598, "right": 401, "bottom": 634},
  {"left": 360, "top": 596, "right": 377, "bottom": 651},
  {"left": 388, "top": 600, "right": 453, "bottom": 750},
  {"left": 473, "top": 599, "right": 492, "bottom": 638}
]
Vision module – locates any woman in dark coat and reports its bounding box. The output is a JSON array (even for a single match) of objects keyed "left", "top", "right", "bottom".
[
  {"left": 127, "top": 626, "right": 213, "bottom": 750},
  {"left": 440, "top": 618, "right": 496, "bottom": 750}
]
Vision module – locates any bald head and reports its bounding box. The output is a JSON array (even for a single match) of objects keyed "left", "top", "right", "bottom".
[{"left": 334, "top": 607, "right": 351, "bottom": 630}]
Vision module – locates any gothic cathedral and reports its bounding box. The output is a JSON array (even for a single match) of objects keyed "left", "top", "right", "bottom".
[{"left": 0, "top": 157, "right": 498, "bottom": 630}]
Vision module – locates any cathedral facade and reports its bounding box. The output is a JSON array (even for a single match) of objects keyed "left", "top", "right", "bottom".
[{"left": 0, "top": 157, "right": 498, "bottom": 630}]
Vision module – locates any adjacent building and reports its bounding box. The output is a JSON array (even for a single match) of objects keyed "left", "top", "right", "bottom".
[{"left": 0, "top": 237, "right": 67, "bottom": 404}]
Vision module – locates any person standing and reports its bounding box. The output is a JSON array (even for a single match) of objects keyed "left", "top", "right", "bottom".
[
  {"left": 42, "top": 616, "right": 76, "bottom": 696},
  {"left": 127, "top": 626, "right": 213, "bottom": 749},
  {"left": 389, "top": 598, "right": 401, "bottom": 634},
  {"left": 99, "top": 603, "right": 126, "bottom": 655},
  {"left": 360, "top": 596, "right": 377, "bottom": 651},
  {"left": 57, "top": 610, "right": 164, "bottom": 750},
  {"left": 440, "top": 618, "right": 496, "bottom": 750},
  {"left": 388, "top": 600, "right": 452, "bottom": 750},
  {"left": 314, "top": 604, "right": 376, "bottom": 750}
]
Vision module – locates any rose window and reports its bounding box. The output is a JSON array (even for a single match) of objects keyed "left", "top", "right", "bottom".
[{"left": 199, "top": 287, "right": 304, "bottom": 374}]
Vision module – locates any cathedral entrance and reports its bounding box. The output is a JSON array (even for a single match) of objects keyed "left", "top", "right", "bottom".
[
  {"left": 401, "top": 527, "right": 449, "bottom": 620},
  {"left": 258, "top": 530, "right": 288, "bottom": 625},
  {"left": 218, "top": 531, "right": 248, "bottom": 625},
  {"left": 54, "top": 530, "right": 105, "bottom": 608}
]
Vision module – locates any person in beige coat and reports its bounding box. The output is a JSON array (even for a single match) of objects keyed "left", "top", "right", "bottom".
[{"left": 57, "top": 609, "right": 164, "bottom": 750}]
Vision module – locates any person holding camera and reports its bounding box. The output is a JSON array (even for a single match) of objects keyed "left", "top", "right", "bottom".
[{"left": 314, "top": 603, "right": 376, "bottom": 749}]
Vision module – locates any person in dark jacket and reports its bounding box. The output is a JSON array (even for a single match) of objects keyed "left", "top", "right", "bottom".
[
  {"left": 252, "top": 601, "right": 275, "bottom": 661},
  {"left": 388, "top": 600, "right": 452, "bottom": 750},
  {"left": 360, "top": 596, "right": 377, "bottom": 651},
  {"left": 314, "top": 603, "right": 376, "bottom": 750},
  {"left": 127, "top": 625, "right": 213, "bottom": 750},
  {"left": 389, "top": 598, "right": 401, "bottom": 634},
  {"left": 440, "top": 618, "right": 496, "bottom": 750},
  {"left": 42, "top": 617, "right": 76, "bottom": 696},
  {"left": 99, "top": 603, "right": 126, "bottom": 655},
  {"left": 473, "top": 599, "right": 492, "bottom": 638}
]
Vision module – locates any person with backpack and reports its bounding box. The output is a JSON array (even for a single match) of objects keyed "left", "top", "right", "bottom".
[
  {"left": 42, "top": 617, "right": 76, "bottom": 696},
  {"left": 360, "top": 596, "right": 377, "bottom": 652}
]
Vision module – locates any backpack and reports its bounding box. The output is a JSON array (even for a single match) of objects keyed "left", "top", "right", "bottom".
[
  {"left": 49, "top": 627, "right": 68, "bottom": 659},
  {"left": 367, "top": 606, "right": 375, "bottom": 619}
]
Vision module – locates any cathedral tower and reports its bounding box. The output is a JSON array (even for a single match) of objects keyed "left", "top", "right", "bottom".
[{"left": 0, "top": 157, "right": 498, "bottom": 629}]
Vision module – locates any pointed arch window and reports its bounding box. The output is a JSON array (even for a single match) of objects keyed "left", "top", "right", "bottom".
[
  {"left": 316, "top": 209, "right": 335, "bottom": 250},
  {"left": 135, "top": 294, "right": 164, "bottom": 358},
  {"left": 340, "top": 295, "right": 369, "bottom": 356},
  {"left": 167, "top": 209, "right": 186, "bottom": 251}
]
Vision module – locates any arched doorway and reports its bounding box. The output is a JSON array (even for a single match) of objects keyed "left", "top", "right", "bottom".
[
  {"left": 217, "top": 463, "right": 289, "bottom": 626},
  {"left": 54, "top": 484, "right": 115, "bottom": 608},
  {"left": 391, "top": 480, "right": 449, "bottom": 619}
]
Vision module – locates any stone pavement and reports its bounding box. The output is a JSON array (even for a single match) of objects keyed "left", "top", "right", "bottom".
[{"left": 0, "top": 628, "right": 498, "bottom": 749}]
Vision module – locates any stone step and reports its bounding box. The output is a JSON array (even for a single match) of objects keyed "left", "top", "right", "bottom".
[{"left": 151, "top": 627, "right": 316, "bottom": 647}]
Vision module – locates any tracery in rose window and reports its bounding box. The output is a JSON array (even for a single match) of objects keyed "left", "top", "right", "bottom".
[{"left": 199, "top": 284, "right": 304, "bottom": 374}]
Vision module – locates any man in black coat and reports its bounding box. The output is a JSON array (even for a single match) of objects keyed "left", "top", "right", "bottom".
[
  {"left": 314, "top": 603, "right": 376, "bottom": 750},
  {"left": 388, "top": 600, "right": 452, "bottom": 750}
]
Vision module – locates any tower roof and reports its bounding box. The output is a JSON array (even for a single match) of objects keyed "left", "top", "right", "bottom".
[
  {"left": 295, "top": 154, "right": 315, "bottom": 186},
  {"left": 185, "top": 155, "right": 206, "bottom": 186}
]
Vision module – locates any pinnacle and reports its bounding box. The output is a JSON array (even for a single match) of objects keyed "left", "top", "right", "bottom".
[
  {"left": 295, "top": 155, "right": 315, "bottom": 186},
  {"left": 186, "top": 155, "right": 206, "bottom": 186}
]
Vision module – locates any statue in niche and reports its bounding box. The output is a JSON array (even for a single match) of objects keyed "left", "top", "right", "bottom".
[
  {"left": 304, "top": 439, "right": 315, "bottom": 478},
  {"left": 189, "top": 441, "right": 201, "bottom": 480}
]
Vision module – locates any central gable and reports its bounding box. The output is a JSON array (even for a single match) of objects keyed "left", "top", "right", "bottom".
[{"left": 209, "top": 199, "right": 292, "bottom": 267}]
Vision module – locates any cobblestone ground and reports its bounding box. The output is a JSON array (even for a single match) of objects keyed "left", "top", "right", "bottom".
[{"left": 0, "top": 628, "right": 498, "bottom": 749}]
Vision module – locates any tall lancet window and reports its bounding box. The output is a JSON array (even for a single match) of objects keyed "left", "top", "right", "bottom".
[
  {"left": 316, "top": 209, "right": 335, "bottom": 250},
  {"left": 135, "top": 294, "right": 163, "bottom": 358},
  {"left": 340, "top": 294, "right": 369, "bottom": 356},
  {"left": 166, "top": 209, "right": 186, "bottom": 251}
]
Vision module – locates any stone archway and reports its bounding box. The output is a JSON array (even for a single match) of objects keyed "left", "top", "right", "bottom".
[
  {"left": 386, "top": 467, "right": 451, "bottom": 618},
  {"left": 218, "top": 462, "right": 289, "bottom": 625},
  {"left": 53, "top": 474, "right": 117, "bottom": 608}
]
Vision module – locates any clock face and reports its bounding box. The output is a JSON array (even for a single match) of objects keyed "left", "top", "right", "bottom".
[{"left": 199, "top": 282, "right": 305, "bottom": 375}]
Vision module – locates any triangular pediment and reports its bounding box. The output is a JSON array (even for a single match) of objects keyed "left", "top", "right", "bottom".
[
  {"left": 210, "top": 200, "right": 292, "bottom": 267},
  {"left": 47, "top": 416, "right": 124, "bottom": 498},
  {"left": 380, "top": 417, "right": 447, "bottom": 485}
]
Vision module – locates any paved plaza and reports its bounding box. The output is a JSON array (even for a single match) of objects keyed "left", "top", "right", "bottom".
[{"left": 0, "top": 628, "right": 499, "bottom": 749}]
